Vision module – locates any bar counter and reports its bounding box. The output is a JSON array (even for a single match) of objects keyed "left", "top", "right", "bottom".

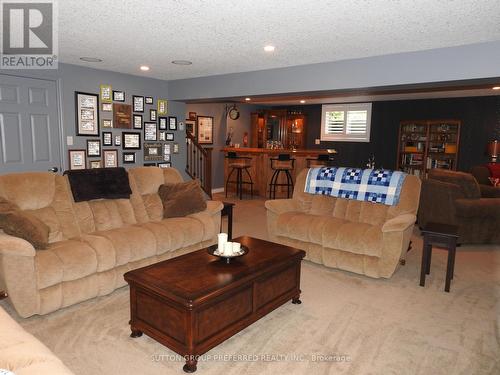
[{"left": 221, "top": 147, "right": 335, "bottom": 198}]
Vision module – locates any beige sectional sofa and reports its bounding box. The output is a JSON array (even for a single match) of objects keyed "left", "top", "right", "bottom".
[
  {"left": 0, "top": 167, "right": 222, "bottom": 318},
  {"left": 0, "top": 306, "right": 74, "bottom": 374},
  {"left": 266, "top": 169, "right": 421, "bottom": 278}
]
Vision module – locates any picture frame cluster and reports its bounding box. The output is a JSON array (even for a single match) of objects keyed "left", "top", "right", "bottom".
[{"left": 70, "top": 86, "right": 177, "bottom": 170}]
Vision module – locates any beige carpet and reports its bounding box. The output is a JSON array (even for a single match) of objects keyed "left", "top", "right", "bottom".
[{"left": 2, "top": 195, "right": 500, "bottom": 374}]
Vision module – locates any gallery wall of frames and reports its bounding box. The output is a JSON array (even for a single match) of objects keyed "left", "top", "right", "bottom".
[{"left": 69, "top": 85, "right": 183, "bottom": 170}]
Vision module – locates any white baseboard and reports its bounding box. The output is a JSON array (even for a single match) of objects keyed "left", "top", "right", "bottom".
[{"left": 211, "top": 187, "right": 224, "bottom": 194}]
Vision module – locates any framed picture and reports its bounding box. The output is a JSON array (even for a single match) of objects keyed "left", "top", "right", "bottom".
[
  {"left": 103, "top": 149, "right": 118, "bottom": 168},
  {"left": 113, "top": 103, "right": 132, "bottom": 129},
  {"left": 158, "top": 162, "right": 171, "bottom": 168},
  {"left": 112, "top": 90, "right": 125, "bottom": 102},
  {"left": 123, "top": 152, "right": 136, "bottom": 164},
  {"left": 144, "top": 142, "right": 163, "bottom": 161},
  {"left": 102, "top": 131, "right": 113, "bottom": 146},
  {"left": 150, "top": 109, "right": 157, "bottom": 121},
  {"left": 114, "top": 135, "right": 121, "bottom": 146},
  {"left": 163, "top": 143, "right": 171, "bottom": 155},
  {"left": 122, "top": 132, "right": 141, "bottom": 150},
  {"left": 157, "top": 99, "right": 168, "bottom": 115},
  {"left": 68, "top": 149, "right": 86, "bottom": 170},
  {"left": 102, "top": 119, "right": 112, "bottom": 128},
  {"left": 145, "top": 96, "right": 154, "bottom": 105},
  {"left": 173, "top": 142, "right": 179, "bottom": 154},
  {"left": 88, "top": 159, "right": 101, "bottom": 169},
  {"left": 159, "top": 131, "right": 166, "bottom": 141},
  {"left": 86, "top": 139, "right": 101, "bottom": 157},
  {"left": 102, "top": 102, "right": 113, "bottom": 112},
  {"left": 133, "top": 95, "right": 144, "bottom": 112},
  {"left": 168, "top": 116, "right": 177, "bottom": 130},
  {"left": 99, "top": 84, "right": 112, "bottom": 103},
  {"left": 189, "top": 112, "right": 196, "bottom": 120},
  {"left": 159, "top": 117, "right": 167, "bottom": 130},
  {"left": 185, "top": 119, "right": 196, "bottom": 136},
  {"left": 133, "top": 114, "right": 143, "bottom": 129},
  {"left": 163, "top": 154, "right": 171, "bottom": 162},
  {"left": 75, "top": 92, "right": 99, "bottom": 136},
  {"left": 144, "top": 122, "right": 157, "bottom": 141},
  {"left": 197, "top": 115, "right": 213, "bottom": 144},
  {"left": 166, "top": 132, "right": 174, "bottom": 141}
]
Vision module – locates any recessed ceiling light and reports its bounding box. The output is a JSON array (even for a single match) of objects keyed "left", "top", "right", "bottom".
[
  {"left": 493, "top": 86, "right": 500, "bottom": 90},
  {"left": 79, "top": 57, "right": 102, "bottom": 63},
  {"left": 300, "top": 100, "right": 306, "bottom": 104},
  {"left": 172, "top": 60, "right": 192, "bottom": 65},
  {"left": 245, "top": 97, "right": 251, "bottom": 101},
  {"left": 264, "top": 45, "right": 275, "bottom": 52},
  {"left": 140, "top": 65, "right": 150, "bottom": 71}
]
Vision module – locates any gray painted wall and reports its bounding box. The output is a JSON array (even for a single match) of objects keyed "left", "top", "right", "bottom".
[
  {"left": 185, "top": 103, "right": 262, "bottom": 189},
  {"left": 169, "top": 41, "right": 500, "bottom": 101},
  {"left": 0, "top": 63, "right": 188, "bottom": 178}
]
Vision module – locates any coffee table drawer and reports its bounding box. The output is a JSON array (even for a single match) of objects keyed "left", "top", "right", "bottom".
[
  {"left": 196, "top": 286, "right": 253, "bottom": 342},
  {"left": 255, "top": 264, "right": 298, "bottom": 309}
]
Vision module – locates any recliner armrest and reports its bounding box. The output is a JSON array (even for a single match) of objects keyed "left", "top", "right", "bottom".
[
  {"left": 382, "top": 214, "right": 417, "bottom": 233},
  {"left": 455, "top": 198, "right": 500, "bottom": 219},
  {"left": 265, "top": 199, "right": 302, "bottom": 215},
  {"left": 205, "top": 200, "right": 224, "bottom": 215},
  {"left": 0, "top": 231, "right": 36, "bottom": 257}
]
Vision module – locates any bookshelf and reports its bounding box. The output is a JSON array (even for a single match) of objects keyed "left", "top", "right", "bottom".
[{"left": 397, "top": 120, "right": 460, "bottom": 177}]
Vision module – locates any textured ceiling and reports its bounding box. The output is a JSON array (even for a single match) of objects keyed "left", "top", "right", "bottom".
[{"left": 59, "top": 0, "right": 500, "bottom": 80}]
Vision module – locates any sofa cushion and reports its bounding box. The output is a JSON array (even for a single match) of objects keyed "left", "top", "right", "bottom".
[
  {"left": 91, "top": 225, "right": 157, "bottom": 266},
  {"left": 276, "top": 211, "right": 384, "bottom": 257},
  {"left": 35, "top": 239, "right": 98, "bottom": 289},
  {"left": 139, "top": 217, "right": 205, "bottom": 255}
]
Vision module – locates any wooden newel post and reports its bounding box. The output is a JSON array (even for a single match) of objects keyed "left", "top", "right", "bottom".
[{"left": 204, "top": 148, "right": 213, "bottom": 199}]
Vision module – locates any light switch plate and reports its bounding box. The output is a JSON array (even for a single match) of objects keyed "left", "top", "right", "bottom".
[
  {"left": 315, "top": 138, "right": 321, "bottom": 145},
  {"left": 67, "top": 136, "right": 73, "bottom": 146}
]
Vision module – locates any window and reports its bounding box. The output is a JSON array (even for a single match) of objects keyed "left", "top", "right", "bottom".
[{"left": 320, "top": 103, "right": 372, "bottom": 142}]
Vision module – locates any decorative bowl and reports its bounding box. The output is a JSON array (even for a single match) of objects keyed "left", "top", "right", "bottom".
[{"left": 207, "top": 244, "right": 249, "bottom": 264}]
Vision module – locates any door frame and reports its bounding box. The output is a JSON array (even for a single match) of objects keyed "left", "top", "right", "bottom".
[{"left": 0, "top": 72, "right": 64, "bottom": 173}]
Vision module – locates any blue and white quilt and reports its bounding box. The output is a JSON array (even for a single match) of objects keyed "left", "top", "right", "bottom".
[{"left": 304, "top": 167, "right": 407, "bottom": 206}]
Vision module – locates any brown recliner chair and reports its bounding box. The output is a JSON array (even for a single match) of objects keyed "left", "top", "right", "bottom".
[
  {"left": 470, "top": 165, "right": 500, "bottom": 198},
  {"left": 418, "top": 169, "right": 500, "bottom": 244}
]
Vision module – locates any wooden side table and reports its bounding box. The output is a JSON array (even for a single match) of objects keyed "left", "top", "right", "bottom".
[
  {"left": 221, "top": 201, "right": 235, "bottom": 240},
  {"left": 0, "top": 291, "right": 7, "bottom": 300},
  {"left": 420, "top": 222, "right": 459, "bottom": 292}
]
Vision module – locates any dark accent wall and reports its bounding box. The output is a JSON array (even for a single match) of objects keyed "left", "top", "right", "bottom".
[{"left": 286, "top": 95, "right": 500, "bottom": 171}]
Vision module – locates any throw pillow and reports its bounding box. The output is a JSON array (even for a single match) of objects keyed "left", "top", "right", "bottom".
[
  {"left": 0, "top": 197, "right": 50, "bottom": 249},
  {"left": 158, "top": 180, "right": 207, "bottom": 218}
]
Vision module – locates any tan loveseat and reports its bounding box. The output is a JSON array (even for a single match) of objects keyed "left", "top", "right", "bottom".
[
  {"left": 0, "top": 167, "right": 222, "bottom": 318},
  {"left": 266, "top": 169, "right": 421, "bottom": 278},
  {"left": 0, "top": 306, "right": 74, "bottom": 374}
]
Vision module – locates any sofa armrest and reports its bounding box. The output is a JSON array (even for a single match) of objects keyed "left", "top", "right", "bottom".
[
  {"left": 265, "top": 199, "right": 302, "bottom": 215},
  {"left": 455, "top": 198, "right": 500, "bottom": 219},
  {"left": 205, "top": 200, "right": 224, "bottom": 215},
  {"left": 0, "top": 231, "right": 36, "bottom": 257},
  {"left": 382, "top": 214, "right": 417, "bottom": 233}
]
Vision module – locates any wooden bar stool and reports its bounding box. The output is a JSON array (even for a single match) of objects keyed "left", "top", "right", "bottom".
[
  {"left": 306, "top": 154, "right": 336, "bottom": 168},
  {"left": 419, "top": 222, "right": 459, "bottom": 292},
  {"left": 269, "top": 154, "right": 295, "bottom": 199},
  {"left": 225, "top": 152, "right": 253, "bottom": 200}
]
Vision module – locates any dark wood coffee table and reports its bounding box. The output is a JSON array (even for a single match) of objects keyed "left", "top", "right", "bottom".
[{"left": 124, "top": 236, "right": 305, "bottom": 373}]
